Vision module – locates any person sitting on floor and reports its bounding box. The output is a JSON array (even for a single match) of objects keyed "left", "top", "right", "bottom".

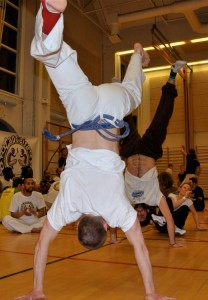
[
  {"left": 0, "top": 177, "right": 22, "bottom": 222},
  {"left": 2, "top": 177, "right": 46, "bottom": 233},
  {"left": 188, "top": 177, "right": 205, "bottom": 211}
]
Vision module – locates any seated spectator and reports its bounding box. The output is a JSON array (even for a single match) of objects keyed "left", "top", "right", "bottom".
[
  {"left": 188, "top": 177, "right": 205, "bottom": 211},
  {"left": 40, "top": 169, "right": 55, "bottom": 195},
  {"left": 158, "top": 172, "right": 178, "bottom": 196},
  {"left": 53, "top": 166, "right": 63, "bottom": 182},
  {"left": 135, "top": 173, "right": 203, "bottom": 235},
  {"left": 2, "top": 178, "right": 46, "bottom": 233},
  {"left": 0, "top": 167, "right": 14, "bottom": 194},
  {"left": 43, "top": 180, "right": 60, "bottom": 210},
  {"left": 58, "top": 147, "right": 68, "bottom": 169},
  {"left": 157, "top": 173, "right": 203, "bottom": 231},
  {"left": 177, "top": 165, "right": 186, "bottom": 186},
  {"left": 21, "top": 165, "right": 34, "bottom": 178},
  {"left": 0, "top": 177, "right": 22, "bottom": 222},
  {"left": 165, "top": 163, "right": 173, "bottom": 175}
]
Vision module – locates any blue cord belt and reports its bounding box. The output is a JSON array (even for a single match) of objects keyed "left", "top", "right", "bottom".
[{"left": 43, "top": 114, "right": 129, "bottom": 142}]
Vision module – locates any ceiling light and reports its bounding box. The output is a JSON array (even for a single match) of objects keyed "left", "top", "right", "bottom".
[{"left": 190, "top": 37, "right": 208, "bottom": 43}]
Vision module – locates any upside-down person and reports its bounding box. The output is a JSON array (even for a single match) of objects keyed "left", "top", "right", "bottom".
[{"left": 14, "top": 1, "right": 175, "bottom": 300}]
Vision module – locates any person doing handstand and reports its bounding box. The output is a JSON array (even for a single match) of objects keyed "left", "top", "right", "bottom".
[
  {"left": 14, "top": 1, "right": 175, "bottom": 300},
  {"left": 120, "top": 59, "right": 187, "bottom": 246}
]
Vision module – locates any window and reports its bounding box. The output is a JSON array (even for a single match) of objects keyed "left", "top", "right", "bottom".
[{"left": 0, "top": 0, "right": 20, "bottom": 94}]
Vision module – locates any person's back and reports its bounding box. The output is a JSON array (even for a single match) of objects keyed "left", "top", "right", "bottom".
[
  {"left": 0, "top": 177, "right": 22, "bottom": 221},
  {"left": 0, "top": 167, "right": 14, "bottom": 194},
  {"left": 0, "top": 187, "right": 15, "bottom": 221},
  {"left": 72, "top": 129, "right": 119, "bottom": 152}
]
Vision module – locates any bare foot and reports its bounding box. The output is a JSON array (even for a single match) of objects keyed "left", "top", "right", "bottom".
[{"left": 134, "top": 43, "right": 150, "bottom": 68}]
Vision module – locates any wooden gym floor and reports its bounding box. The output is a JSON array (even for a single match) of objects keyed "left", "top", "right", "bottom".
[{"left": 1, "top": 204, "right": 208, "bottom": 300}]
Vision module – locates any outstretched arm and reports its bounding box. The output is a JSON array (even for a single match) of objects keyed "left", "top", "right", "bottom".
[
  {"left": 181, "top": 145, "right": 187, "bottom": 157},
  {"left": 125, "top": 219, "right": 175, "bottom": 299},
  {"left": 14, "top": 218, "right": 59, "bottom": 300}
]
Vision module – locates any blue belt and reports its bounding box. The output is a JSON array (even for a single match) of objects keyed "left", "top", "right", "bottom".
[{"left": 43, "top": 114, "right": 130, "bottom": 142}]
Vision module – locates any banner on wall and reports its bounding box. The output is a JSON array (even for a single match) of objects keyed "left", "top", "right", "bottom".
[{"left": 0, "top": 132, "right": 39, "bottom": 178}]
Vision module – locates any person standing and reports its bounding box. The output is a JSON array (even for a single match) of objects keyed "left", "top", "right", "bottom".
[{"left": 181, "top": 146, "right": 201, "bottom": 182}]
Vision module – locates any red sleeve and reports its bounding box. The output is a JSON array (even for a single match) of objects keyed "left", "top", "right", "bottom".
[{"left": 41, "top": 0, "right": 61, "bottom": 35}]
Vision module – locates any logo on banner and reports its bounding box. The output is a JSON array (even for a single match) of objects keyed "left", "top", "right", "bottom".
[{"left": 0, "top": 135, "right": 32, "bottom": 176}]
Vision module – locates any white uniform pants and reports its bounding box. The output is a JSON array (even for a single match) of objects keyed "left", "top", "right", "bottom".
[{"left": 2, "top": 215, "right": 46, "bottom": 234}]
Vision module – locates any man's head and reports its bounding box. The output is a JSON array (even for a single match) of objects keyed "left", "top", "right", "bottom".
[
  {"left": 22, "top": 177, "right": 35, "bottom": 195},
  {"left": 60, "top": 147, "right": 68, "bottom": 158},
  {"left": 43, "top": 169, "right": 51, "bottom": 180},
  {"left": 78, "top": 215, "right": 107, "bottom": 250},
  {"left": 134, "top": 203, "right": 151, "bottom": 226},
  {"left": 188, "top": 177, "right": 198, "bottom": 190},
  {"left": 179, "top": 165, "right": 185, "bottom": 173},
  {"left": 189, "top": 148, "right": 197, "bottom": 158}
]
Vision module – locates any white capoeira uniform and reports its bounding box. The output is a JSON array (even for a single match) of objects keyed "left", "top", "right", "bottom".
[
  {"left": 30, "top": 5, "right": 146, "bottom": 232},
  {"left": 125, "top": 167, "right": 163, "bottom": 207},
  {"left": 31, "top": 5, "right": 145, "bottom": 131},
  {"left": 2, "top": 191, "right": 46, "bottom": 234}
]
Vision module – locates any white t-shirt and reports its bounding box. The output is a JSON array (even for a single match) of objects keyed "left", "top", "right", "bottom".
[
  {"left": 168, "top": 193, "right": 193, "bottom": 210},
  {"left": 47, "top": 146, "right": 137, "bottom": 233},
  {"left": 9, "top": 191, "right": 46, "bottom": 223},
  {"left": 124, "top": 167, "right": 163, "bottom": 207},
  {"left": 43, "top": 181, "right": 60, "bottom": 205}
]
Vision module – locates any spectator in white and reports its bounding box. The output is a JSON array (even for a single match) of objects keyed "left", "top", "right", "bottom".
[
  {"left": 2, "top": 178, "right": 46, "bottom": 233},
  {"left": 188, "top": 177, "right": 205, "bottom": 211},
  {"left": 43, "top": 180, "right": 60, "bottom": 210},
  {"left": 165, "top": 163, "right": 173, "bottom": 176}
]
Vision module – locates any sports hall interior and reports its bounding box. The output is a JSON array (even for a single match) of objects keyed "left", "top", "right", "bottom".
[{"left": 0, "top": 1, "right": 208, "bottom": 299}]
